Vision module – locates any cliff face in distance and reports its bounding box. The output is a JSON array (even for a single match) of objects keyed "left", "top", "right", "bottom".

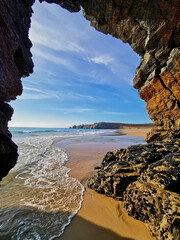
[
  {"left": 0, "top": 0, "right": 179, "bottom": 239},
  {"left": 71, "top": 122, "right": 154, "bottom": 129}
]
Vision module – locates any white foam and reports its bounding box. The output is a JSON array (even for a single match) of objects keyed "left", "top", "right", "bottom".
[{"left": 0, "top": 134, "right": 85, "bottom": 239}]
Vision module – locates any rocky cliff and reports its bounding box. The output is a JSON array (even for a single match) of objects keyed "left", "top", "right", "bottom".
[{"left": 0, "top": 0, "right": 179, "bottom": 239}]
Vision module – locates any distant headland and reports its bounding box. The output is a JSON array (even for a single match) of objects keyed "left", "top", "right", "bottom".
[{"left": 70, "top": 122, "right": 154, "bottom": 129}]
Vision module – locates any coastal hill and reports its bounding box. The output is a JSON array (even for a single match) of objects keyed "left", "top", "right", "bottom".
[{"left": 70, "top": 122, "right": 154, "bottom": 129}]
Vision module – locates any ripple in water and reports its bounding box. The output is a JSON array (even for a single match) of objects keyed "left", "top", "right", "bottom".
[{"left": 0, "top": 135, "right": 84, "bottom": 240}]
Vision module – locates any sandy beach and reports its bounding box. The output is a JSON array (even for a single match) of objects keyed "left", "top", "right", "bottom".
[
  {"left": 121, "top": 128, "right": 150, "bottom": 138},
  {"left": 56, "top": 128, "right": 154, "bottom": 240}
]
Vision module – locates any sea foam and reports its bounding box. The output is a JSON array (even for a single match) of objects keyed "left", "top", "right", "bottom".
[{"left": 0, "top": 135, "right": 84, "bottom": 239}]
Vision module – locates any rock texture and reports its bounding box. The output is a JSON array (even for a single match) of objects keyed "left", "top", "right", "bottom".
[
  {"left": 0, "top": 0, "right": 34, "bottom": 180},
  {"left": 0, "top": 132, "right": 18, "bottom": 181},
  {"left": 0, "top": 102, "right": 18, "bottom": 181},
  {"left": 88, "top": 139, "right": 180, "bottom": 239},
  {"left": 124, "top": 152, "right": 180, "bottom": 240},
  {"left": 39, "top": 0, "right": 81, "bottom": 12},
  {"left": 0, "top": 0, "right": 34, "bottom": 102}
]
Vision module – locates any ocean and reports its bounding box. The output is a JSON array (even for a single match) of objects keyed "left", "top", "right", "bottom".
[
  {"left": 0, "top": 127, "right": 110, "bottom": 239},
  {"left": 0, "top": 127, "right": 145, "bottom": 239}
]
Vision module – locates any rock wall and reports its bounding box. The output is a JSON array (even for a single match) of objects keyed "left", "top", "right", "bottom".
[
  {"left": 0, "top": 0, "right": 34, "bottom": 180},
  {"left": 0, "top": 0, "right": 34, "bottom": 102},
  {"left": 0, "top": 102, "right": 18, "bottom": 180}
]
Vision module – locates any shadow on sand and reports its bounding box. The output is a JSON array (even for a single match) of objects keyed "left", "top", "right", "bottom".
[
  {"left": 0, "top": 206, "right": 134, "bottom": 240},
  {"left": 59, "top": 214, "right": 134, "bottom": 240}
]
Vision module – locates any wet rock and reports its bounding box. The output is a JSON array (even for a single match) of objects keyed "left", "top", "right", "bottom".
[{"left": 88, "top": 139, "right": 180, "bottom": 239}]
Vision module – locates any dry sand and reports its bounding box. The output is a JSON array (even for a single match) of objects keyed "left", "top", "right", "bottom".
[
  {"left": 57, "top": 128, "right": 154, "bottom": 240},
  {"left": 121, "top": 128, "right": 151, "bottom": 138}
]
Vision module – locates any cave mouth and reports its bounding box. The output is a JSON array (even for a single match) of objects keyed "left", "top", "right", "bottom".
[
  {"left": 10, "top": 0, "right": 152, "bottom": 130},
  {"left": 0, "top": 1, "right": 179, "bottom": 240}
]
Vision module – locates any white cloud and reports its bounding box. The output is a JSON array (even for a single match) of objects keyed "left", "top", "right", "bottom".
[
  {"left": 89, "top": 54, "right": 134, "bottom": 86},
  {"left": 19, "top": 86, "right": 59, "bottom": 100},
  {"left": 101, "top": 111, "right": 130, "bottom": 115},
  {"left": 18, "top": 93, "right": 51, "bottom": 100},
  {"left": 20, "top": 85, "right": 96, "bottom": 102},
  {"left": 50, "top": 107, "right": 129, "bottom": 116},
  {"left": 90, "top": 55, "right": 114, "bottom": 66},
  {"left": 53, "top": 91, "right": 96, "bottom": 102},
  {"left": 51, "top": 107, "right": 95, "bottom": 114},
  {"left": 23, "top": 86, "right": 46, "bottom": 93},
  {"left": 30, "top": 19, "right": 85, "bottom": 54},
  {"left": 30, "top": 0, "right": 139, "bottom": 90},
  {"left": 32, "top": 47, "right": 76, "bottom": 72}
]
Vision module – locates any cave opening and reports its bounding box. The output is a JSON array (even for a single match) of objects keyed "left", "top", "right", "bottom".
[
  {"left": 0, "top": 1, "right": 179, "bottom": 239},
  {"left": 9, "top": 0, "right": 152, "bottom": 129}
]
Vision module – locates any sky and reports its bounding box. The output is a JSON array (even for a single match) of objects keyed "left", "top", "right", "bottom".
[{"left": 9, "top": 1, "right": 152, "bottom": 128}]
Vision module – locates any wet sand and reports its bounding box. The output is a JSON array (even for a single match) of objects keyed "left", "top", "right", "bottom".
[{"left": 56, "top": 129, "right": 154, "bottom": 240}]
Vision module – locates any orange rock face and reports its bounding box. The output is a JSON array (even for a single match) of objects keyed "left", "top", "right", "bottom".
[
  {"left": 81, "top": 0, "right": 180, "bottom": 142},
  {"left": 140, "top": 54, "right": 180, "bottom": 142}
]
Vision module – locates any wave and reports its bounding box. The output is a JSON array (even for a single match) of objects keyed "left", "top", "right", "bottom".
[
  {"left": 10, "top": 128, "right": 108, "bottom": 139},
  {"left": 12, "top": 129, "right": 62, "bottom": 134},
  {"left": 0, "top": 135, "right": 84, "bottom": 239}
]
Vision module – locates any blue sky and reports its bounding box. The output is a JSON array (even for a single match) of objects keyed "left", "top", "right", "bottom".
[{"left": 10, "top": 1, "right": 152, "bottom": 128}]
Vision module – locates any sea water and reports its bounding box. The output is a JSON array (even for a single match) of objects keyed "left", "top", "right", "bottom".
[
  {"left": 0, "top": 128, "right": 106, "bottom": 240},
  {"left": 0, "top": 128, "right": 145, "bottom": 239}
]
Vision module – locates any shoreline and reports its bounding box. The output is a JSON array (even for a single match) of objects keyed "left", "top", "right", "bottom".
[{"left": 56, "top": 128, "right": 154, "bottom": 240}]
